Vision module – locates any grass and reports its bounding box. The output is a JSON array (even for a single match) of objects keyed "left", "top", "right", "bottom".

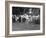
[{"left": 12, "top": 22, "right": 40, "bottom": 31}]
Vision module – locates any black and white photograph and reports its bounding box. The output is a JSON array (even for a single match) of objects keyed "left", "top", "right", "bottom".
[
  {"left": 5, "top": 1, "right": 45, "bottom": 37},
  {"left": 12, "top": 7, "right": 40, "bottom": 31},
  {"left": 6, "top": 2, "right": 45, "bottom": 36}
]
